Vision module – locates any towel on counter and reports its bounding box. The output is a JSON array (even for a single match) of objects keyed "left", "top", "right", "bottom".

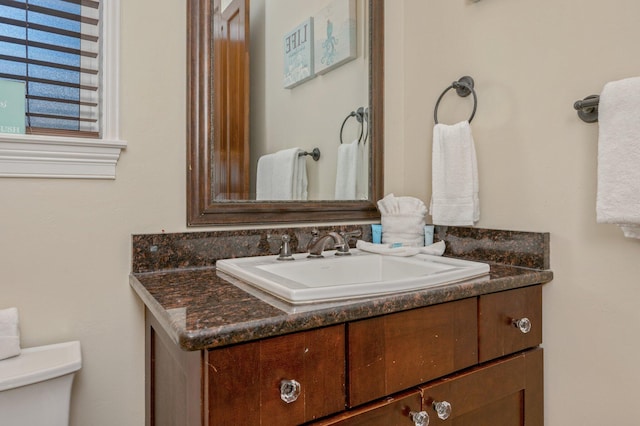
[
  {"left": 596, "top": 77, "right": 640, "bottom": 239},
  {"left": 335, "top": 140, "right": 359, "bottom": 200},
  {"left": 356, "top": 240, "right": 446, "bottom": 256},
  {"left": 0, "top": 307, "right": 20, "bottom": 360},
  {"left": 429, "top": 121, "right": 480, "bottom": 226},
  {"left": 256, "top": 148, "right": 308, "bottom": 200},
  {"left": 378, "top": 194, "right": 427, "bottom": 247}
]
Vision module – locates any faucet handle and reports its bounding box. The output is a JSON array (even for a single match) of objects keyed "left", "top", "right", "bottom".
[
  {"left": 341, "top": 229, "right": 362, "bottom": 243},
  {"left": 336, "top": 230, "right": 362, "bottom": 255},
  {"left": 277, "top": 234, "right": 295, "bottom": 261}
]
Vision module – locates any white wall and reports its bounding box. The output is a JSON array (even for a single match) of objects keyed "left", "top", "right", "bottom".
[
  {"left": 1, "top": 0, "right": 638, "bottom": 424},
  {"left": 385, "top": 0, "right": 640, "bottom": 424}
]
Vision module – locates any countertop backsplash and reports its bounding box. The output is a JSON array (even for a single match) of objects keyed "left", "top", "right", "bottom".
[{"left": 132, "top": 225, "right": 549, "bottom": 274}]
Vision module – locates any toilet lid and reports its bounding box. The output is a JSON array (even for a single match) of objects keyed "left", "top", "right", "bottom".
[{"left": 0, "top": 341, "right": 81, "bottom": 391}]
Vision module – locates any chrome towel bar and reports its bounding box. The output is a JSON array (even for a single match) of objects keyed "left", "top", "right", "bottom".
[{"left": 574, "top": 95, "right": 600, "bottom": 123}]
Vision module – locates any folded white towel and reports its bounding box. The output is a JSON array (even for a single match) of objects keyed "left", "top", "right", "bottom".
[
  {"left": 256, "top": 148, "right": 308, "bottom": 200},
  {"left": 356, "top": 240, "right": 421, "bottom": 256},
  {"left": 380, "top": 215, "right": 425, "bottom": 247},
  {"left": 429, "top": 121, "right": 480, "bottom": 226},
  {"left": 377, "top": 194, "right": 427, "bottom": 246},
  {"left": 596, "top": 77, "right": 640, "bottom": 239},
  {"left": 0, "top": 307, "right": 20, "bottom": 360},
  {"left": 335, "top": 140, "right": 359, "bottom": 200},
  {"left": 356, "top": 240, "right": 446, "bottom": 257}
]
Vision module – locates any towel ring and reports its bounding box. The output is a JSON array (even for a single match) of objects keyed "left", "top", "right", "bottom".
[
  {"left": 340, "top": 110, "right": 365, "bottom": 144},
  {"left": 434, "top": 76, "right": 478, "bottom": 124},
  {"left": 357, "top": 106, "right": 369, "bottom": 145}
]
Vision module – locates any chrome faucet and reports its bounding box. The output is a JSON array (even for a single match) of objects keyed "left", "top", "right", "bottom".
[{"left": 306, "top": 231, "right": 346, "bottom": 258}]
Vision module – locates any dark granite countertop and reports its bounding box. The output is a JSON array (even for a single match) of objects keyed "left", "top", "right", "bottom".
[
  {"left": 130, "top": 262, "right": 552, "bottom": 351},
  {"left": 129, "top": 225, "right": 553, "bottom": 351}
]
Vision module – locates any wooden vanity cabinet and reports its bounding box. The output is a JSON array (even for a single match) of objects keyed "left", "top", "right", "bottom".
[
  {"left": 206, "top": 325, "right": 346, "bottom": 425},
  {"left": 347, "top": 298, "right": 478, "bottom": 407},
  {"left": 419, "top": 348, "right": 543, "bottom": 426},
  {"left": 479, "top": 285, "right": 542, "bottom": 363},
  {"left": 146, "top": 284, "right": 544, "bottom": 426}
]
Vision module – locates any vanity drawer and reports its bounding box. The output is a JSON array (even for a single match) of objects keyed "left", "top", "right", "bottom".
[
  {"left": 347, "top": 298, "right": 478, "bottom": 408},
  {"left": 310, "top": 389, "right": 422, "bottom": 425},
  {"left": 478, "top": 285, "right": 542, "bottom": 363},
  {"left": 420, "top": 348, "right": 543, "bottom": 426},
  {"left": 206, "top": 325, "right": 346, "bottom": 425}
]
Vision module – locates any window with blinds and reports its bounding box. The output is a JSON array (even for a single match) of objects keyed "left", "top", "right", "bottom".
[{"left": 0, "top": 0, "right": 101, "bottom": 138}]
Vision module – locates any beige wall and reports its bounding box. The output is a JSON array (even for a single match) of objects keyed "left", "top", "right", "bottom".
[
  {"left": 386, "top": 0, "right": 640, "bottom": 424},
  {"left": 1, "top": 0, "right": 639, "bottom": 425}
]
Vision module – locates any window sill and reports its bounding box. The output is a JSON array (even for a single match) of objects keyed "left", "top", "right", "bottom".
[{"left": 0, "top": 134, "right": 127, "bottom": 179}]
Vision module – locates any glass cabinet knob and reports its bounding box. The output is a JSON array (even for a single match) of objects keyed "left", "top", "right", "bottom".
[
  {"left": 512, "top": 317, "right": 532, "bottom": 334},
  {"left": 280, "top": 379, "right": 301, "bottom": 403},
  {"left": 433, "top": 400, "right": 452, "bottom": 420},
  {"left": 409, "top": 410, "right": 430, "bottom": 426}
]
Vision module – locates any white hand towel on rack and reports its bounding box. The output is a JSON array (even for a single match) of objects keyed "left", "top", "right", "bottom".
[
  {"left": 429, "top": 120, "right": 480, "bottom": 226},
  {"left": 0, "top": 307, "right": 21, "bottom": 360},
  {"left": 596, "top": 77, "right": 640, "bottom": 239},
  {"left": 335, "top": 140, "right": 359, "bottom": 200},
  {"left": 256, "top": 148, "right": 308, "bottom": 200}
]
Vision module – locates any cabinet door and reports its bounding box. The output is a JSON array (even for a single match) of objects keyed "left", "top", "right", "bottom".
[
  {"left": 206, "top": 325, "right": 346, "bottom": 425},
  {"left": 420, "top": 348, "right": 543, "bottom": 426},
  {"left": 479, "top": 285, "right": 542, "bottom": 363},
  {"left": 348, "top": 298, "right": 478, "bottom": 407},
  {"left": 310, "top": 390, "right": 423, "bottom": 426}
]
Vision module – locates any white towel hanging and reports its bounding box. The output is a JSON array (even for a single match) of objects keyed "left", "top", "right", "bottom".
[
  {"left": 335, "top": 140, "right": 359, "bottom": 200},
  {"left": 429, "top": 120, "right": 480, "bottom": 226},
  {"left": 256, "top": 148, "right": 308, "bottom": 200},
  {"left": 596, "top": 77, "right": 640, "bottom": 239}
]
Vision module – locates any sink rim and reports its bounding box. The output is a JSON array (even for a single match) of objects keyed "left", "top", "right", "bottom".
[{"left": 216, "top": 249, "right": 490, "bottom": 304}]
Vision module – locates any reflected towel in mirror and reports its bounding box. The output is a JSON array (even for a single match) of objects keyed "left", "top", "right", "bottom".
[
  {"left": 0, "top": 307, "right": 20, "bottom": 360},
  {"left": 256, "top": 148, "right": 308, "bottom": 200},
  {"left": 335, "top": 140, "right": 359, "bottom": 200}
]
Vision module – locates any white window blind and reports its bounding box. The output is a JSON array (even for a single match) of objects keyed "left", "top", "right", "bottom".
[{"left": 0, "top": 0, "right": 101, "bottom": 138}]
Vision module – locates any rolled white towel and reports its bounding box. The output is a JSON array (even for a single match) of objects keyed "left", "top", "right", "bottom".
[
  {"left": 420, "top": 241, "right": 446, "bottom": 256},
  {"left": 0, "top": 307, "right": 21, "bottom": 360},
  {"left": 356, "top": 240, "right": 446, "bottom": 257},
  {"left": 356, "top": 240, "right": 421, "bottom": 256}
]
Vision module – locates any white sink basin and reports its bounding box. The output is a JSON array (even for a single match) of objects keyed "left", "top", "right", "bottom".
[{"left": 216, "top": 249, "right": 490, "bottom": 304}]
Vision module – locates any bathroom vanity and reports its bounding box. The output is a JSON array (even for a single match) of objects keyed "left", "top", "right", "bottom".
[{"left": 130, "top": 226, "right": 552, "bottom": 426}]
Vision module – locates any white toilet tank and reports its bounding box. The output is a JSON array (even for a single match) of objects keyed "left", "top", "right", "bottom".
[{"left": 0, "top": 341, "right": 81, "bottom": 426}]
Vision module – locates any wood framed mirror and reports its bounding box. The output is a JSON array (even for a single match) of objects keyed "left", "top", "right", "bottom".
[{"left": 187, "top": 0, "right": 383, "bottom": 226}]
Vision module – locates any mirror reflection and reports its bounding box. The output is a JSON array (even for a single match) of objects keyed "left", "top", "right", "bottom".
[{"left": 212, "top": 0, "right": 370, "bottom": 201}]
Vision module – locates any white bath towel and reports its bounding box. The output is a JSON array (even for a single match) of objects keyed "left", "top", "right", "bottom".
[
  {"left": 596, "top": 77, "right": 640, "bottom": 239},
  {"left": 256, "top": 148, "right": 308, "bottom": 200},
  {"left": 335, "top": 140, "right": 359, "bottom": 200},
  {"left": 0, "top": 307, "right": 20, "bottom": 360},
  {"left": 429, "top": 121, "right": 480, "bottom": 226}
]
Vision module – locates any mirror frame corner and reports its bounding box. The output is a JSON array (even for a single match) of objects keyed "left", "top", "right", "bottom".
[{"left": 187, "top": 0, "right": 384, "bottom": 226}]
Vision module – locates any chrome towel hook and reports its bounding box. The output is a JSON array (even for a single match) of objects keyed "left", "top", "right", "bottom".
[{"left": 434, "top": 76, "right": 478, "bottom": 124}]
